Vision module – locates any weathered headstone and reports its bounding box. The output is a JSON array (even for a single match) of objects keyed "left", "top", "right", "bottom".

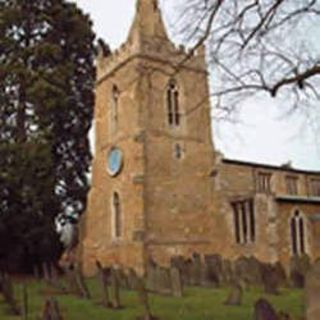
[
  {"left": 234, "top": 256, "right": 263, "bottom": 287},
  {"left": 190, "top": 253, "right": 203, "bottom": 286},
  {"left": 203, "top": 254, "right": 223, "bottom": 287},
  {"left": 110, "top": 268, "right": 121, "bottom": 309},
  {"left": 221, "top": 258, "right": 234, "bottom": 285},
  {"left": 170, "top": 266, "right": 183, "bottom": 297},
  {"left": 224, "top": 283, "right": 242, "bottom": 306},
  {"left": 147, "top": 261, "right": 171, "bottom": 295},
  {"left": 261, "top": 264, "right": 279, "bottom": 295},
  {"left": 253, "top": 298, "right": 278, "bottom": 320},
  {"left": 128, "top": 268, "right": 140, "bottom": 290},
  {"left": 290, "top": 254, "right": 311, "bottom": 288},
  {"left": 96, "top": 261, "right": 112, "bottom": 308},
  {"left": 305, "top": 259, "right": 320, "bottom": 320}
]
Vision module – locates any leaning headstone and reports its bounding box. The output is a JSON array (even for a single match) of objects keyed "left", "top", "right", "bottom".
[
  {"left": 96, "top": 261, "right": 111, "bottom": 308},
  {"left": 110, "top": 268, "right": 121, "bottom": 309},
  {"left": 253, "top": 298, "right": 278, "bottom": 320},
  {"left": 305, "top": 259, "right": 320, "bottom": 320},
  {"left": 224, "top": 283, "right": 242, "bottom": 306},
  {"left": 170, "top": 266, "right": 183, "bottom": 297}
]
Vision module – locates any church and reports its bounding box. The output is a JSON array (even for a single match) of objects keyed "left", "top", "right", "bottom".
[{"left": 80, "top": 0, "right": 320, "bottom": 276}]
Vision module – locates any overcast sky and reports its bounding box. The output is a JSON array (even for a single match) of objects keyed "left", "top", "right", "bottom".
[{"left": 74, "top": 0, "right": 319, "bottom": 171}]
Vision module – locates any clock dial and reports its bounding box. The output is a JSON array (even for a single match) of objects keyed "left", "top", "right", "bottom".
[{"left": 107, "top": 147, "right": 123, "bottom": 177}]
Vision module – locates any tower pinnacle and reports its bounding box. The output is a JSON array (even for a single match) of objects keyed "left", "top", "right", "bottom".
[{"left": 127, "top": 0, "right": 169, "bottom": 43}]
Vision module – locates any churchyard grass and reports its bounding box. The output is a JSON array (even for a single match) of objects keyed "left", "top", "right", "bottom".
[{"left": 0, "top": 278, "right": 304, "bottom": 319}]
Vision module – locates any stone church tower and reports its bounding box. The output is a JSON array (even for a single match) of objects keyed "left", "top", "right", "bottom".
[{"left": 81, "top": 0, "right": 218, "bottom": 275}]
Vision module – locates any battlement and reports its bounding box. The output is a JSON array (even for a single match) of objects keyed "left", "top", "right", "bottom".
[{"left": 96, "top": 39, "right": 207, "bottom": 82}]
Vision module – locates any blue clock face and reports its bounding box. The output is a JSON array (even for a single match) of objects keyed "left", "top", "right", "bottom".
[{"left": 107, "top": 147, "right": 123, "bottom": 177}]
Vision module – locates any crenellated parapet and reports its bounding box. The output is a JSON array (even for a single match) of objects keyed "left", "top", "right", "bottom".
[{"left": 96, "top": 39, "right": 208, "bottom": 83}]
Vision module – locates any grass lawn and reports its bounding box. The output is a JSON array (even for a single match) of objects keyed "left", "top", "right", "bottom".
[{"left": 0, "top": 278, "right": 305, "bottom": 319}]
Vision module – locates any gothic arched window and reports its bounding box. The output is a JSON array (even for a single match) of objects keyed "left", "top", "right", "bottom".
[
  {"left": 290, "top": 210, "right": 306, "bottom": 256},
  {"left": 166, "top": 79, "right": 180, "bottom": 127},
  {"left": 112, "top": 191, "right": 121, "bottom": 238},
  {"left": 110, "top": 84, "right": 120, "bottom": 135},
  {"left": 231, "top": 199, "right": 255, "bottom": 244}
]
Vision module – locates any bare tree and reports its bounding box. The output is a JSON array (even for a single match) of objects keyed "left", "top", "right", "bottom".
[{"left": 171, "top": 0, "right": 320, "bottom": 120}]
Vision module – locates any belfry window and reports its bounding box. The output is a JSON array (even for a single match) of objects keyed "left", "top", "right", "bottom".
[
  {"left": 286, "top": 176, "right": 298, "bottom": 195},
  {"left": 256, "top": 172, "right": 272, "bottom": 193},
  {"left": 290, "top": 210, "right": 306, "bottom": 256},
  {"left": 110, "top": 85, "right": 120, "bottom": 135},
  {"left": 310, "top": 178, "right": 320, "bottom": 197},
  {"left": 166, "top": 79, "right": 180, "bottom": 127},
  {"left": 231, "top": 199, "right": 255, "bottom": 244},
  {"left": 112, "top": 192, "right": 121, "bottom": 239}
]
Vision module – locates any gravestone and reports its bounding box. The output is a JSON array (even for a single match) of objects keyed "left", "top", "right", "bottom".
[
  {"left": 221, "top": 258, "right": 234, "bottom": 285},
  {"left": 42, "top": 297, "right": 63, "bottom": 320},
  {"left": 253, "top": 298, "right": 278, "bottom": 320},
  {"left": 117, "top": 269, "right": 129, "bottom": 289},
  {"left": 96, "top": 261, "right": 112, "bottom": 308},
  {"left": 136, "top": 277, "right": 156, "bottom": 320},
  {"left": 224, "top": 283, "right": 242, "bottom": 306},
  {"left": 110, "top": 268, "right": 121, "bottom": 309},
  {"left": 261, "top": 264, "right": 279, "bottom": 295},
  {"left": 170, "top": 266, "right": 183, "bottom": 297},
  {"left": 203, "top": 254, "right": 222, "bottom": 287},
  {"left": 147, "top": 261, "right": 171, "bottom": 295},
  {"left": 273, "top": 262, "right": 287, "bottom": 287},
  {"left": 289, "top": 254, "right": 311, "bottom": 288},
  {"left": 128, "top": 268, "right": 140, "bottom": 290},
  {"left": 305, "top": 259, "right": 320, "bottom": 320},
  {"left": 171, "top": 256, "right": 187, "bottom": 285},
  {"left": 235, "top": 256, "right": 263, "bottom": 286},
  {"left": 189, "top": 253, "right": 203, "bottom": 286}
]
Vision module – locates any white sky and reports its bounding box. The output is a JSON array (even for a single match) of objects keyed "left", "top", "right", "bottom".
[{"left": 74, "top": 0, "right": 320, "bottom": 171}]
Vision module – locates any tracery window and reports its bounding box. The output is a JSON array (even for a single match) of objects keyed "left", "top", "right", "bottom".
[
  {"left": 286, "top": 176, "right": 298, "bottom": 195},
  {"left": 310, "top": 178, "right": 320, "bottom": 197}
]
